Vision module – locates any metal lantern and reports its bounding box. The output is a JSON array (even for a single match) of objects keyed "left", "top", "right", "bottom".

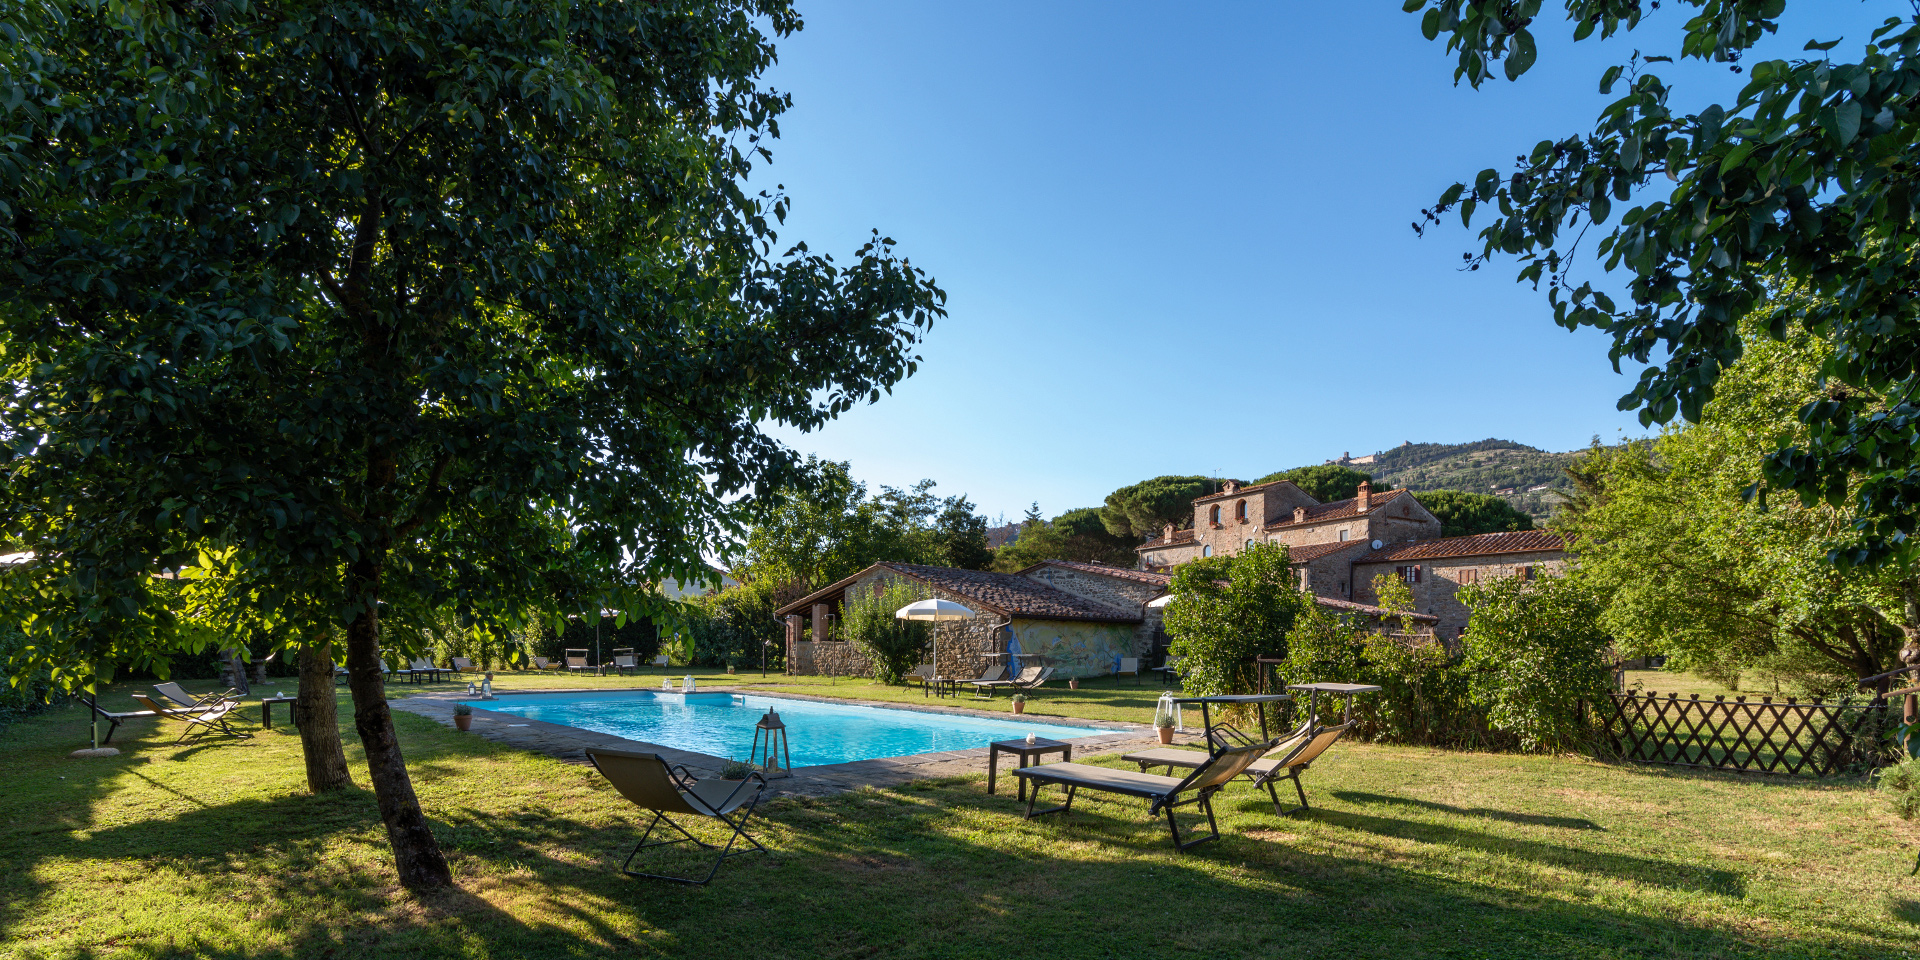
[
  {"left": 1155, "top": 691, "right": 1183, "bottom": 733},
  {"left": 750, "top": 708, "right": 791, "bottom": 779}
]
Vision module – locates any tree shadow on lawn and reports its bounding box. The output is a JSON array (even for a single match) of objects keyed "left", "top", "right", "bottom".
[
  {"left": 3, "top": 774, "right": 1902, "bottom": 960},
  {"left": 2, "top": 701, "right": 1904, "bottom": 960},
  {"left": 1330, "top": 791, "right": 1606, "bottom": 831}
]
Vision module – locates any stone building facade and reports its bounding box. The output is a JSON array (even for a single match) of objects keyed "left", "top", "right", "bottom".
[
  {"left": 774, "top": 560, "right": 1165, "bottom": 681},
  {"left": 1350, "top": 531, "right": 1570, "bottom": 638},
  {"left": 1133, "top": 478, "right": 1567, "bottom": 639}
]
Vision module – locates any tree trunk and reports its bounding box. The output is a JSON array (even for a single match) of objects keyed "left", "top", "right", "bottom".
[
  {"left": 342, "top": 556, "right": 452, "bottom": 892},
  {"left": 295, "top": 636, "right": 355, "bottom": 793},
  {"left": 222, "top": 647, "right": 251, "bottom": 696}
]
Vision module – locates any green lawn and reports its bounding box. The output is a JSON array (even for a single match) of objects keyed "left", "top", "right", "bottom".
[{"left": 2, "top": 674, "right": 1917, "bottom": 959}]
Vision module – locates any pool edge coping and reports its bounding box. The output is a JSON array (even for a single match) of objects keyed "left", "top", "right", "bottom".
[{"left": 391, "top": 685, "right": 1163, "bottom": 798}]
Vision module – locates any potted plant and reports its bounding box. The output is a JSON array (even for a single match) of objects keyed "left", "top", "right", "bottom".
[
  {"left": 1011, "top": 693, "right": 1026, "bottom": 715},
  {"left": 726, "top": 664, "right": 736, "bottom": 675},
  {"left": 718, "top": 758, "right": 754, "bottom": 782},
  {"left": 453, "top": 703, "right": 473, "bottom": 732},
  {"left": 1067, "top": 676, "right": 1079, "bottom": 690},
  {"left": 1153, "top": 697, "right": 1176, "bottom": 744}
]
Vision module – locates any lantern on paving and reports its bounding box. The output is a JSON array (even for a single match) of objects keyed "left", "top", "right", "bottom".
[{"left": 750, "top": 708, "right": 791, "bottom": 778}]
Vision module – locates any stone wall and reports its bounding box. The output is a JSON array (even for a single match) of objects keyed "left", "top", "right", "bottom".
[{"left": 1351, "top": 549, "right": 1569, "bottom": 638}]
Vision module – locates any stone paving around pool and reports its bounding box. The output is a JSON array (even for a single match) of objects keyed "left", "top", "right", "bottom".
[{"left": 392, "top": 686, "right": 1174, "bottom": 798}]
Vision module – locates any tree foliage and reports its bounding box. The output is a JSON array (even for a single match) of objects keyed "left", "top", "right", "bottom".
[
  {"left": 1408, "top": 1, "right": 1920, "bottom": 566},
  {"left": 0, "top": 0, "right": 941, "bottom": 892},
  {"left": 1162, "top": 543, "right": 1307, "bottom": 696},
  {"left": 1280, "top": 603, "right": 1487, "bottom": 748},
  {"left": 1411, "top": 490, "right": 1538, "bottom": 538},
  {"left": 1250, "top": 464, "right": 1376, "bottom": 502},
  {"left": 1457, "top": 573, "right": 1614, "bottom": 753},
  {"left": 989, "top": 507, "right": 1138, "bottom": 571},
  {"left": 736, "top": 460, "right": 990, "bottom": 592},
  {"left": 1554, "top": 328, "right": 1915, "bottom": 692},
  {"left": 1100, "top": 475, "right": 1218, "bottom": 539},
  {"left": 839, "top": 577, "right": 930, "bottom": 685}
]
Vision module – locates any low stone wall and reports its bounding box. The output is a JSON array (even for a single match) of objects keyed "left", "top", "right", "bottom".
[{"left": 792, "top": 640, "right": 873, "bottom": 678}]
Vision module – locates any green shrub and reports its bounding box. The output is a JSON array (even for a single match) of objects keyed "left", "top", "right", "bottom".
[
  {"left": 1458, "top": 574, "right": 1614, "bottom": 753},
  {"left": 1163, "top": 543, "right": 1306, "bottom": 696},
  {"left": 1279, "top": 603, "right": 1494, "bottom": 748},
  {"left": 840, "top": 579, "right": 931, "bottom": 685},
  {"left": 1879, "top": 757, "right": 1920, "bottom": 821},
  {"left": 0, "top": 625, "right": 55, "bottom": 728}
]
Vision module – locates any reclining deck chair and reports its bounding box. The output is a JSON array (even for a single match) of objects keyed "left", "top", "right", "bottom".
[
  {"left": 901, "top": 663, "right": 936, "bottom": 693},
  {"left": 970, "top": 664, "right": 1046, "bottom": 699},
  {"left": 610, "top": 648, "right": 637, "bottom": 675},
  {"left": 650, "top": 654, "right": 672, "bottom": 673},
  {"left": 585, "top": 747, "right": 769, "bottom": 885},
  {"left": 154, "top": 682, "right": 236, "bottom": 711},
  {"left": 131, "top": 693, "right": 252, "bottom": 745},
  {"left": 1011, "top": 740, "right": 1276, "bottom": 852},
  {"left": 448, "top": 657, "right": 476, "bottom": 678},
  {"left": 1122, "top": 682, "right": 1378, "bottom": 816},
  {"left": 564, "top": 648, "right": 592, "bottom": 674},
  {"left": 954, "top": 664, "right": 1005, "bottom": 698}
]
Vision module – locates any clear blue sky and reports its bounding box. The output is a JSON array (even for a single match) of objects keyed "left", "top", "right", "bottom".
[{"left": 757, "top": 2, "right": 1887, "bottom": 523}]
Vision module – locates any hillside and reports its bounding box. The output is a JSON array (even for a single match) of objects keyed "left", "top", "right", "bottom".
[{"left": 1336, "top": 439, "right": 1586, "bottom": 521}]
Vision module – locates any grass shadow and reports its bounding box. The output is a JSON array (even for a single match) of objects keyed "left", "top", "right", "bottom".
[{"left": 1330, "top": 790, "right": 1606, "bottom": 830}]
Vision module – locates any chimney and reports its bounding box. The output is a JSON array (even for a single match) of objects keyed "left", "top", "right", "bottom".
[
  {"left": 1356, "top": 480, "right": 1372, "bottom": 511},
  {"left": 1224, "top": 480, "right": 1238, "bottom": 494},
  {"left": 1162, "top": 522, "right": 1175, "bottom": 541},
  {"left": 1292, "top": 506, "right": 1306, "bottom": 523}
]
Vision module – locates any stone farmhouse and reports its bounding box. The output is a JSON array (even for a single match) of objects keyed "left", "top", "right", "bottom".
[
  {"left": 774, "top": 556, "right": 1431, "bottom": 680},
  {"left": 1132, "top": 478, "right": 1568, "bottom": 638}
]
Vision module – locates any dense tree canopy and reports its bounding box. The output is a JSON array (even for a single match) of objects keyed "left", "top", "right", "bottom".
[
  {"left": 1411, "top": 490, "right": 1538, "bottom": 538},
  {"left": 1407, "top": 1, "right": 1920, "bottom": 566},
  {"left": 1555, "top": 326, "right": 1915, "bottom": 692},
  {"left": 1251, "top": 464, "right": 1378, "bottom": 502},
  {"left": 1100, "top": 475, "right": 1218, "bottom": 539},
  {"left": 1162, "top": 543, "right": 1307, "bottom": 696},
  {"left": 735, "top": 460, "right": 988, "bottom": 591},
  {"left": 0, "top": 0, "right": 941, "bottom": 891},
  {"left": 988, "top": 507, "right": 1139, "bottom": 571}
]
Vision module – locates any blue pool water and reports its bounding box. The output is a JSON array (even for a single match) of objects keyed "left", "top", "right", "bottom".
[{"left": 459, "top": 691, "right": 1106, "bottom": 768}]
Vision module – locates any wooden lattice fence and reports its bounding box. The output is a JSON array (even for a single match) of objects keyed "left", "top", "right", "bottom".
[{"left": 1595, "top": 691, "right": 1892, "bottom": 777}]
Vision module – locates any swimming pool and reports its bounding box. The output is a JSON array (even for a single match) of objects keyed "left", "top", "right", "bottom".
[{"left": 459, "top": 691, "right": 1108, "bottom": 768}]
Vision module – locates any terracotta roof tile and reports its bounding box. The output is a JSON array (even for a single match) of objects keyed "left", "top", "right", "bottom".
[
  {"left": 882, "top": 563, "right": 1140, "bottom": 622},
  {"left": 1023, "top": 560, "right": 1172, "bottom": 586},
  {"left": 1264, "top": 489, "right": 1412, "bottom": 529},
  {"left": 1133, "top": 527, "right": 1197, "bottom": 552},
  {"left": 1315, "top": 596, "right": 1439, "bottom": 623},
  {"left": 1353, "top": 530, "right": 1567, "bottom": 564},
  {"left": 1192, "top": 479, "right": 1298, "bottom": 504}
]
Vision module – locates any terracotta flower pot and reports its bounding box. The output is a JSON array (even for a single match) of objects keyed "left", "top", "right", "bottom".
[
  {"left": 454, "top": 715, "right": 472, "bottom": 732},
  {"left": 1068, "top": 678, "right": 1079, "bottom": 690},
  {"left": 1012, "top": 702, "right": 1025, "bottom": 714},
  {"left": 1157, "top": 726, "right": 1174, "bottom": 744}
]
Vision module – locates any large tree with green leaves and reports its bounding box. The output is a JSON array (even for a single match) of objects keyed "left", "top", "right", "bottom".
[
  {"left": 1250, "top": 464, "right": 1376, "bottom": 502},
  {"left": 1100, "top": 475, "right": 1218, "bottom": 540},
  {"left": 1411, "top": 489, "right": 1538, "bottom": 537},
  {"left": 1554, "top": 326, "right": 1915, "bottom": 692},
  {"left": 988, "top": 507, "right": 1139, "bottom": 571},
  {"left": 1161, "top": 543, "right": 1308, "bottom": 696},
  {"left": 0, "top": 1, "right": 941, "bottom": 892},
  {"left": 1407, "top": 1, "right": 1920, "bottom": 567}
]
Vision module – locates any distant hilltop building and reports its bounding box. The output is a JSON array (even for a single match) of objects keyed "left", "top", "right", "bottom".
[
  {"left": 1325, "top": 450, "right": 1378, "bottom": 466},
  {"left": 1133, "top": 476, "right": 1566, "bottom": 638}
]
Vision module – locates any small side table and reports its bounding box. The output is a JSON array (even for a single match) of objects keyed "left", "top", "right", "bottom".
[
  {"left": 260, "top": 695, "right": 299, "bottom": 728},
  {"left": 930, "top": 677, "right": 960, "bottom": 699},
  {"left": 988, "top": 738, "right": 1071, "bottom": 801}
]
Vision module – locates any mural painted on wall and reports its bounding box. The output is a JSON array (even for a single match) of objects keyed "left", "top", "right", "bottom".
[{"left": 1007, "top": 621, "right": 1134, "bottom": 680}]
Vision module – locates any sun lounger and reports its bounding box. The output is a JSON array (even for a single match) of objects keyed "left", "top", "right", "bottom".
[
  {"left": 609, "top": 648, "right": 637, "bottom": 675},
  {"left": 650, "top": 654, "right": 672, "bottom": 672},
  {"left": 526, "top": 656, "right": 554, "bottom": 671},
  {"left": 403, "top": 658, "right": 448, "bottom": 683},
  {"left": 131, "top": 693, "right": 253, "bottom": 745},
  {"left": 153, "top": 682, "right": 236, "bottom": 710},
  {"left": 952, "top": 664, "right": 1005, "bottom": 698},
  {"left": 565, "top": 648, "right": 591, "bottom": 673},
  {"left": 901, "top": 663, "right": 936, "bottom": 692},
  {"left": 1122, "top": 715, "right": 1354, "bottom": 817},
  {"left": 970, "top": 665, "right": 1046, "bottom": 699},
  {"left": 585, "top": 746, "right": 768, "bottom": 885},
  {"left": 84, "top": 699, "right": 167, "bottom": 745},
  {"left": 448, "top": 657, "right": 475, "bottom": 678},
  {"left": 1010, "top": 740, "right": 1276, "bottom": 852},
  {"left": 1116, "top": 658, "right": 1140, "bottom": 684}
]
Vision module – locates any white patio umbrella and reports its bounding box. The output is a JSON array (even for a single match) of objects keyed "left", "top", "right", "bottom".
[
  {"left": 1146, "top": 593, "right": 1174, "bottom": 609},
  {"left": 895, "top": 598, "right": 978, "bottom": 679}
]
